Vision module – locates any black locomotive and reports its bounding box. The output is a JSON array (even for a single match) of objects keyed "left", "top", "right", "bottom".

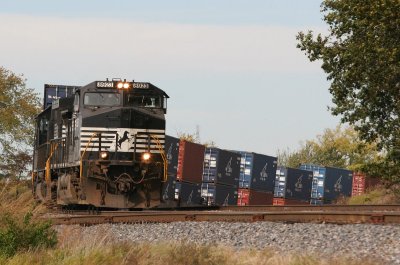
[{"left": 32, "top": 79, "right": 169, "bottom": 208}]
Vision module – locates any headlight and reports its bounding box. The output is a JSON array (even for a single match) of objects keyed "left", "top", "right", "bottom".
[
  {"left": 116, "top": 82, "right": 131, "bottom": 89},
  {"left": 142, "top": 152, "right": 151, "bottom": 161},
  {"left": 100, "top": 151, "right": 109, "bottom": 160}
]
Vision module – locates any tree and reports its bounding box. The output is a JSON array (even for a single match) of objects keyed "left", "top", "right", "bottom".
[
  {"left": 278, "top": 125, "right": 382, "bottom": 172},
  {"left": 176, "top": 131, "right": 217, "bottom": 147},
  {"left": 0, "top": 67, "right": 41, "bottom": 179},
  {"left": 296, "top": 0, "right": 400, "bottom": 151}
]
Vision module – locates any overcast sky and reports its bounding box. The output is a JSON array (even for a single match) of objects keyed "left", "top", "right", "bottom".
[{"left": 0, "top": 0, "right": 340, "bottom": 156}]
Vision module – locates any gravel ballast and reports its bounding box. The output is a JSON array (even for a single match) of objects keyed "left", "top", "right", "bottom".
[{"left": 57, "top": 222, "right": 400, "bottom": 264}]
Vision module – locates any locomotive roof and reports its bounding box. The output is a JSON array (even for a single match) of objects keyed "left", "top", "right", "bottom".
[{"left": 83, "top": 81, "right": 170, "bottom": 98}]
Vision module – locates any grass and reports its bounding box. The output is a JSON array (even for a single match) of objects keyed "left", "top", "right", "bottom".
[
  {"left": 0, "top": 179, "right": 386, "bottom": 264},
  {"left": 0, "top": 179, "right": 57, "bottom": 258},
  {"left": 346, "top": 186, "right": 400, "bottom": 205},
  {"left": 0, "top": 240, "right": 378, "bottom": 265},
  {"left": 0, "top": 179, "right": 46, "bottom": 216}
]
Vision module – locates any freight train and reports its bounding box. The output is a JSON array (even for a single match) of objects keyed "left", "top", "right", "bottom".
[
  {"left": 31, "top": 79, "right": 374, "bottom": 209},
  {"left": 32, "top": 79, "right": 169, "bottom": 208}
]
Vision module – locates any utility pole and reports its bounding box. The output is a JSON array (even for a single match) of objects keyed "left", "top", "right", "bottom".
[{"left": 195, "top": 125, "right": 200, "bottom": 143}]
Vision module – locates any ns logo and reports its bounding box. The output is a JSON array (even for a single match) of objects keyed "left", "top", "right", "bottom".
[
  {"left": 334, "top": 176, "right": 343, "bottom": 192},
  {"left": 295, "top": 175, "right": 303, "bottom": 192}
]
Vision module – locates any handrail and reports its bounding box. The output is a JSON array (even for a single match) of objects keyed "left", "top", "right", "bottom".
[
  {"left": 80, "top": 133, "right": 98, "bottom": 185},
  {"left": 151, "top": 135, "right": 168, "bottom": 182},
  {"left": 45, "top": 141, "right": 60, "bottom": 186}
]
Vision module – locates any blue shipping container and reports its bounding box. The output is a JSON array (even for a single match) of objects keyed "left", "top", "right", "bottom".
[
  {"left": 201, "top": 183, "right": 238, "bottom": 206},
  {"left": 203, "top": 148, "right": 240, "bottom": 187},
  {"left": 165, "top": 135, "right": 180, "bottom": 177},
  {"left": 161, "top": 175, "right": 176, "bottom": 202},
  {"left": 44, "top": 84, "right": 80, "bottom": 109},
  {"left": 275, "top": 167, "right": 313, "bottom": 201},
  {"left": 175, "top": 181, "right": 203, "bottom": 207},
  {"left": 300, "top": 164, "right": 353, "bottom": 203},
  {"left": 235, "top": 151, "right": 277, "bottom": 192}
]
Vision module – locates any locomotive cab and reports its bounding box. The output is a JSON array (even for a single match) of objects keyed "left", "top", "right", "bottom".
[{"left": 32, "top": 80, "right": 169, "bottom": 209}]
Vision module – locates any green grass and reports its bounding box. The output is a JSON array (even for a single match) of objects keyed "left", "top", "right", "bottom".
[
  {"left": 0, "top": 212, "right": 57, "bottom": 258},
  {"left": 347, "top": 186, "right": 399, "bottom": 205}
]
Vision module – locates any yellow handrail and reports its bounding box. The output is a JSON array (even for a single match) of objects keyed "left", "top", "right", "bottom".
[
  {"left": 45, "top": 141, "right": 60, "bottom": 186},
  {"left": 80, "top": 133, "right": 98, "bottom": 185},
  {"left": 151, "top": 135, "right": 168, "bottom": 182}
]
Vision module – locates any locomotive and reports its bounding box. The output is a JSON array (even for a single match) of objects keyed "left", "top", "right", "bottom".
[{"left": 32, "top": 79, "right": 169, "bottom": 208}]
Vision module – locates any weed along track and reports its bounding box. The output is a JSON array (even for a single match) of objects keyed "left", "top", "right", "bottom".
[{"left": 47, "top": 205, "right": 400, "bottom": 225}]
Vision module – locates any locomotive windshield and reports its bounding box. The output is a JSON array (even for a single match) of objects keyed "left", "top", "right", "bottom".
[
  {"left": 125, "top": 94, "right": 162, "bottom": 108},
  {"left": 84, "top": 92, "right": 121, "bottom": 106}
]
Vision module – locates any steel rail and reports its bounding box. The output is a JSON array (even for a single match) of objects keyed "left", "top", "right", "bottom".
[
  {"left": 57, "top": 204, "right": 400, "bottom": 216},
  {"left": 219, "top": 204, "right": 400, "bottom": 212},
  {"left": 47, "top": 210, "right": 400, "bottom": 225}
]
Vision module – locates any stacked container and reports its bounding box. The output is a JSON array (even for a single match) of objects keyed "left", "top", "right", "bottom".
[
  {"left": 238, "top": 189, "right": 274, "bottom": 205},
  {"left": 43, "top": 84, "right": 80, "bottom": 109},
  {"left": 352, "top": 172, "right": 381, "bottom": 196},
  {"left": 300, "top": 164, "right": 353, "bottom": 205},
  {"left": 234, "top": 151, "right": 277, "bottom": 205},
  {"left": 177, "top": 140, "right": 205, "bottom": 183},
  {"left": 201, "top": 148, "right": 240, "bottom": 206},
  {"left": 238, "top": 152, "right": 277, "bottom": 191},
  {"left": 161, "top": 135, "right": 179, "bottom": 203},
  {"left": 273, "top": 167, "right": 313, "bottom": 205},
  {"left": 161, "top": 136, "right": 204, "bottom": 207}
]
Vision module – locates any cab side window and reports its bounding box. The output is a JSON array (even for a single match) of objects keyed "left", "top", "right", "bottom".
[{"left": 38, "top": 118, "right": 48, "bottom": 145}]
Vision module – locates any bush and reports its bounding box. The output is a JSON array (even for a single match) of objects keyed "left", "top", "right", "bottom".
[
  {"left": 0, "top": 212, "right": 57, "bottom": 257},
  {"left": 347, "top": 186, "right": 399, "bottom": 205}
]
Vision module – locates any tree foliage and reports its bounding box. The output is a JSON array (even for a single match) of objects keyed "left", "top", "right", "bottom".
[
  {"left": 177, "top": 131, "right": 217, "bottom": 147},
  {"left": 0, "top": 67, "right": 41, "bottom": 178},
  {"left": 297, "top": 0, "right": 400, "bottom": 151},
  {"left": 278, "top": 125, "right": 382, "bottom": 172}
]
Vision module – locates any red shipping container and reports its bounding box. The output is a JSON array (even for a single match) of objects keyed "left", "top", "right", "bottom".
[
  {"left": 273, "top": 197, "right": 310, "bottom": 205},
  {"left": 237, "top": 189, "right": 273, "bottom": 206},
  {"left": 176, "top": 140, "right": 205, "bottom": 184},
  {"left": 352, "top": 172, "right": 381, "bottom": 196}
]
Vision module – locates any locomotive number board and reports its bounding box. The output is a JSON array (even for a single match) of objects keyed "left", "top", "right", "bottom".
[
  {"left": 96, "top": 81, "right": 150, "bottom": 89},
  {"left": 132, "top": 82, "right": 150, "bottom": 89},
  {"left": 96, "top": 81, "right": 114, "bottom": 88}
]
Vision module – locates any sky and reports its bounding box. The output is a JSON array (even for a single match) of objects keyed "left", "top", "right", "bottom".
[{"left": 0, "top": 0, "right": 340, "bottom": 156}]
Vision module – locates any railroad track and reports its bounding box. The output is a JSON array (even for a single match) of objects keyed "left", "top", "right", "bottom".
[{"left": 47, "top": 205, "right": 400, "bottom": 225}]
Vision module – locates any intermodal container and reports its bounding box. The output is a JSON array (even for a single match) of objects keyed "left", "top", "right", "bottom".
[
  {"left": 237, "top": 189, "right": 273, "bottom": 206},
  {"left": 300, "top": 164, "right": 353, "bottom": 203},
  {"left": 175, "top": 181, "right": 203, "bottom": 207},
  {"left": 161, "top": 175, "right": 176, "bottom": 202},
  {"left": 274, "top": 167, "right": 313, "bottom": 201},
  {"left": 177, "top": 140, "right": 205, "bottom": 183},
  {"left": 44, "top": 84, "right": 80, "bottom": 109},
  {"left": 165, "top": 135, "right": 180, "bottom": 176},
  {"left": 234, "top": 151, "right": 277, "bottom": 192},
  {"left": 272, "top": 197, "right": 310, "bottom": 206},
  {"left": 201, "top": 183, "right": 238, "bottom": 206},
  {"left": 203, "top": 148, "right": 240, "bottom": 187},
  {"left": 352, "top": 172, "right": 381, "bottom": 196},
  {"left": 323, "top": 167, "right": 353, "bottom": 202}
]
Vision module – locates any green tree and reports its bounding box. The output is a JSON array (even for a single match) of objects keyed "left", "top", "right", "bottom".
[
  {"left": 0, "top": 67, "right": 41, "bottom": 179},
  {"left": 177, "top": 130, "right": 217, "bottom": 147},
  {"left": 177, "top": 132, "right": 200, "bottom": 144},
  {"left": 278, "top": 125, "right": 382, "bottom": 172},
  {"left": 296, "top": 0, "right": 400, "bottom": 151}
]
